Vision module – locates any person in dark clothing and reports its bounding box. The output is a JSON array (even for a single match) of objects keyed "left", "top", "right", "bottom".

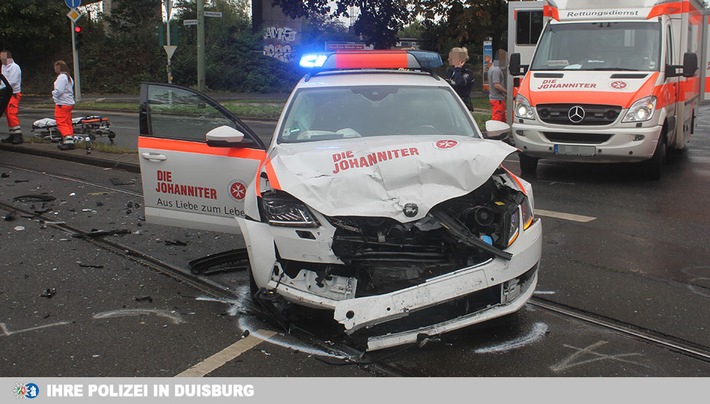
[{"left": 446, "top": 47, "right": 475, "bottom": 112}]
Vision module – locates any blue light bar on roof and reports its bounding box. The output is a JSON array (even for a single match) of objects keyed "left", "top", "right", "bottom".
[
  {"left": 299, "top": 54, "right": 329, "bottom": 68},
  {"left": 298, "top": 50, "right": 443, "bottom": 70}
]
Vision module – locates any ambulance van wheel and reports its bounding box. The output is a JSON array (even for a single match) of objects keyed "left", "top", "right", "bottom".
[
  {"left": 643, "top": 134, "right": 666, "bottom": 180},
  {"left": 519, "top": 152, "right": 538, "bottom": 175}
]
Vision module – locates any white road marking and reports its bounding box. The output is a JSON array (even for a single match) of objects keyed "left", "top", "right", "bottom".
[
  {"left": 1, "top": 321, "right": 72, "bottom": 337},
  {"left": 536, "top": 209, "right": 596, "bottom": 223},
  {"left": 92, "top": 309, "right": 184, "bottom": 324},
  {"left": 175, "top": 330, "right": 277, "bottom": 377},
  {"left": 550, "top": 340, "right": 651, "bottom": 372},
  {"left": 474, "top": 322, "right": 548, "bottom": 354}
]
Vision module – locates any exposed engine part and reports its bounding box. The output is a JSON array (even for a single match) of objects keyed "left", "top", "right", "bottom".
[{"left": 322, "top": 177, "right": 525, "bottom": 295}]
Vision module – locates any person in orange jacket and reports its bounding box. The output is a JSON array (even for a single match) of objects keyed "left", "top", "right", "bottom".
[{"left": 52, "top": 60, "right": 76, "bottom": 150}]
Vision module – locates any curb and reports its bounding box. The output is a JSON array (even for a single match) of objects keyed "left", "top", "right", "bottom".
[{"left": 0, "top": 142, "right": 141, "bottom": 173}]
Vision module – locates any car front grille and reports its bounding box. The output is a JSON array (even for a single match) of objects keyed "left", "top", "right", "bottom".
[{"left": 537, "top": 104, "right": 622, "bottom": 125}]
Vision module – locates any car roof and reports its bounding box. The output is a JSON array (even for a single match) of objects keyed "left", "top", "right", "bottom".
[{"left": 294, "top": 69, "right": 448, "bottom": 89}]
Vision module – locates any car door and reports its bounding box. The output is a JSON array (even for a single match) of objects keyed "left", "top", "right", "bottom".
[{"left": 138, "top": 82, "right": 267, "bottom": 234}]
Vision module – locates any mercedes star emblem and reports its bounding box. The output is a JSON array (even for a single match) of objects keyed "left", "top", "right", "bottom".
[{"left": 568, "top": 106, "right": 586, "bottom": 124}]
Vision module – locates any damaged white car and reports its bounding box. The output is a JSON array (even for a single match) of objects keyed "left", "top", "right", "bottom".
[{"left": 138, "top": 50, "right": 542, "bottom": 351}]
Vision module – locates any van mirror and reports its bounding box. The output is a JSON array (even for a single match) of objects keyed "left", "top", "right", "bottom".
[
  {"left": 667, "top": 52, "right": 698, "bottom": 79},
  {"left": 509, "top": 53, "right": 526, "bottom": 76},
  {"left": 683, "top": 52, "right": 698, "bottom": 78}
]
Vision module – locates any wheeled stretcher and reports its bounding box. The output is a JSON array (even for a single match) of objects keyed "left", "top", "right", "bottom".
[{"left": 31, "top": 115, "right": 116, "bottom": 145}]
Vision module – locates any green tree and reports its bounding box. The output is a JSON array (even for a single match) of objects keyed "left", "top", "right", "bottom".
[
  {"left": 170, "top": 0, "right": 303, "bottom": 92},
  {"left": 273, "top": 0, "right": 411, "bottom": 49},
  {"left": 82, "top": 0, "right": 165, "bottom": 93},
  {"left": 0, "top": 0, "right": 73, "bottom": 93},
  {"left": 414, "top": 0, "right": 508, "bottom": 53}
]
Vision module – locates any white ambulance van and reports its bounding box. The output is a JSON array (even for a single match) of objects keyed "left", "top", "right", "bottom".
[{"left": 507, "top": 0, "right": 703, "bottom": 179}]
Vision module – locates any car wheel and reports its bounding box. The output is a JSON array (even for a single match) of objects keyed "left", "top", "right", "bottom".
[
  {"left": 643, "top": 134, "right": 666, "bottom": 180},
  {"left": 519, "top": 152, "right": 538, "bottom": 175}
]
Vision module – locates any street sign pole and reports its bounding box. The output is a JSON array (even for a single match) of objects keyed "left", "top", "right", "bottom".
[
  {"left": 164, "top": 0, "right": 173, "bottom": 84},
  {"left": 66, "top": 2, "right": 82, "bottom": 102},
  {"left": 70, "top": 19, "right": 82, "bottom": 102},
  {"left": 197, "top": 0, "right": 205, "bottom": 91}
]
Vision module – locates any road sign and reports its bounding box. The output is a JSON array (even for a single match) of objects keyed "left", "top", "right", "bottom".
[
  {"left": 67, "top": 8, "right": 82, "bottom": 23},
  {"left": 164, "top": 45, "right": 177, "bottom": 59},
  {"left": 65, "top": 0, "right": 82, "bottom": 8},
  {"left": 204, "top": 11, "right": 222, "bottom": 17},
  {"left": 184, "top": 19, "right": 198, "bottom": 26}
]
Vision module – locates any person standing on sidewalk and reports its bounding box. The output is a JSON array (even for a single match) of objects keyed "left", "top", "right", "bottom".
[
  {"left": 52, "top": 60, "right": 76, "bottom": 150},
  {"left": 1, "top": 50, "right": 23, "bottom": 144},
  {"left": 488, "top": 49, "right": 508, "bottom": 123},
  {"left": 446, "top": 47, "right": 475, "bottom": 112}
]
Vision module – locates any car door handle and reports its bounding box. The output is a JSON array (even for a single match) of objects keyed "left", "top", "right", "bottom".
[{"left": 140, "top": 152, "right": 168, "bottom": 162}]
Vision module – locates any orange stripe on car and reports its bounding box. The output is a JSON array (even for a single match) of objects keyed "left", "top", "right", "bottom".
[
  {"left": 263, "top": 158, "right": 282, "bottom": 191},
  {"left": 138, "top": 136, "right": 267, "bottom": 161}
]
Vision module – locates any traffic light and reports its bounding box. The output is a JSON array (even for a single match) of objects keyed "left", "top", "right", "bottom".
[{"left": 74, "top": 25, "right": 84, "bottom": 49}]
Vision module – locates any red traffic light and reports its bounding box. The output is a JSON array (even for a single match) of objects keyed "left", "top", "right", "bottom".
[{"left": 74, "top": 26, "right": 83, "bottom": 33}]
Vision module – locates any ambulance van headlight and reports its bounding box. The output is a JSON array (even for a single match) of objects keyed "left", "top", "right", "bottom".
[
  {"left": 514, "top": 95, "right": 536, "bottom": 120},
  {"left": 623, "top": 96, "right": 657, "bottom": 123},
  {"left": 260, "top": 191, "right": 320, "bottom": 228}
]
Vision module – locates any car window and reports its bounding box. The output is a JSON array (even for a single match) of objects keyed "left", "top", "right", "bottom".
[
  {"left": 278, "top": 85, "right": 479, "bottom": 143},
  {"left": 146, "top": 85, "right": 236, "bottom": 142}
]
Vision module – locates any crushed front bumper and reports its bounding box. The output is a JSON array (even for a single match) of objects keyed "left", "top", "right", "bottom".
[{"left": 241, "top": 217, "right": 542, "bottom": 351}]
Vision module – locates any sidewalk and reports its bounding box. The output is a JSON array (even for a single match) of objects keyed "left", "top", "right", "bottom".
[{"left": 0, "top": 140, "right": 140, "bottom": 173}]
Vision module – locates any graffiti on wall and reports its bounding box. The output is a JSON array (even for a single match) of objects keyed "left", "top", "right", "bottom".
[{"left": 263, "top": 26, "right": 297, "bottom": 63}]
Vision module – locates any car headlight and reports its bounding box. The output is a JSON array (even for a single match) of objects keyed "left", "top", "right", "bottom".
[
  {"left": 520, "top": 197, "right": 534, "bottom": 231},
  {"left": 506, "top": 206, "right": 521, "bottom": 247},
  {"left": 622, "top": 96, "right": 656, "bottom": 123},
  {"left": 514, "top": 95, "right": 536, "bottom": 120},
  {"left": 260, "top": 191, "right": 320, "bottom": 228}
]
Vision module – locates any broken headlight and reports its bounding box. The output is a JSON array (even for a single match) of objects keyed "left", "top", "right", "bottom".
[
  {"left": 502, "top": 194, "right": 534, "bottom": 248},
  {"left": 260, "top": 191, "right": 320, "bottom": 228},
  {"left": 521, "top": 196, "right": 534, "bottom": 231}
]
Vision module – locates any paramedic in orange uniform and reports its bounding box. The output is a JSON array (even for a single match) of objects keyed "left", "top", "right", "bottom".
[
  {"left": 1, "top": 50, "right": 23, "bottom": 144},
  {"left": 488, "top": 49, "right": 508, "bottom": 123},
  {"left": 52, "top": 60, "right": 76, "bottom": 150}
]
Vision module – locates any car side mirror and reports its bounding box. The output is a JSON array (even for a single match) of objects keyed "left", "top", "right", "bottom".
[
  {"left": 206, "top": 125, "right": 248, "bottom": 147},
  {"left": 484, "top": 120, "right": 510, "bottom": 141}
]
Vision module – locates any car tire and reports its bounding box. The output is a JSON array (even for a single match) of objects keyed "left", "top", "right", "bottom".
[
  {"left": 519, "top": 152, "right": 538, "bottom": 175},
  {"left": 643, "top": 134, "right": 666, "bottom": 180}
]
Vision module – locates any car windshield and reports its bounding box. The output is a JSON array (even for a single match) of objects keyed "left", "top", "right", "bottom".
[
  {"left": 278, "top": 85, "right": 480, "bottom": 143},
  {"left": 530, "top": 21, "right": 661, "bottom": 71}
]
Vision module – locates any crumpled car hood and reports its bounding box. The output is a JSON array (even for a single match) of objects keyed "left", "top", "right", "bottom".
[{"left": 267, "top": 135, "right": 516, "bottom": 222}]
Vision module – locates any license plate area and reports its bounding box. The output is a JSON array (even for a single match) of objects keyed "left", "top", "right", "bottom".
[{"left": 554, "top": 144, "right": 596, "bottom": 156}]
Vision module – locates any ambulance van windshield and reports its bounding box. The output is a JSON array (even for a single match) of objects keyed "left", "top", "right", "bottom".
[{"left": 530, "top": 21, "right": 661, "bottom": 72}]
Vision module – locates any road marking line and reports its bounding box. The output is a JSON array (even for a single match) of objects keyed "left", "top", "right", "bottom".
[
  {"left": 536, "top": 209, "right": 596, "bottom": 223},
  {"left": 175, "top": 330, "right": 277, "bottom": 377}
]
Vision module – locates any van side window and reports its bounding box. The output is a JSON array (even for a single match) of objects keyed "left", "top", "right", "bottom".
[{"left": 516, "top": 10, "right": 544, "bottom": 45}]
